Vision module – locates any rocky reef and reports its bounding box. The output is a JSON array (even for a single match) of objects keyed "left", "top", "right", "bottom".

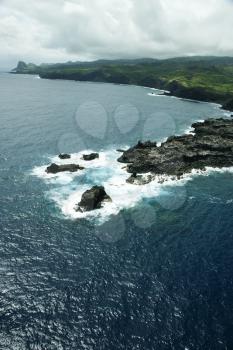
[
  {"left": 76, "top": 186, "right": 112, "bottom": 212},
  {"left": 118, "top": 118, "right": 233, "bottom": 180},
  {"left": 46, "top": 163, "right": 84, "bottom": 174}
]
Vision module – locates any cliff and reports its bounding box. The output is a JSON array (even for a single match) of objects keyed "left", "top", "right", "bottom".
[{"left": 11, "top": 56, "right": 233, "bottom": 110}]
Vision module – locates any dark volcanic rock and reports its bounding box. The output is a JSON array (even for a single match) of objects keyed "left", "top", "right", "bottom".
[
  {"left": 46, "top": 163, "right": 84, "bottom": 174},
  {"left": 116, "top": 149, "right": 127, "bottom": 153},
  {"left": 76, "top": 186, "right": 111, "bottom": 212},
  {"left": 222, "top": 98, "right": 233, "bottom": 112},
  {"left": 126, "top": 173, "right": 154, "bottom": 185},
  {"left": 82, "top": 153, "right": 99, "bottom": 161},
  {"left": 118, "top": 118, "right": 233, "bottom": 178},
  {"left": 59, "top": 153, "right": 71, "bottom": 159}
]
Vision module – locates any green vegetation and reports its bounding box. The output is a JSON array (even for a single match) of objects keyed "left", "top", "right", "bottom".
[{"left": 11, "top": 57, "right": 233, "bottom": 109}]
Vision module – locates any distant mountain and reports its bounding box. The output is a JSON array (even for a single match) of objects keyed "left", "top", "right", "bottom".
[
  {"left": 11, "top": 61, "right": 40, "bottom": 74},
  {"left": 11, "top": 56, "right": 233, "bottom": 110}
]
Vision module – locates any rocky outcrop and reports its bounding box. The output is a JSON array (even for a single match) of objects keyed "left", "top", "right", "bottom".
[
  {"left": 126, "top": 173, "right": 154, "bottom": 185},
  {"left": 118, "top": 118, "right": 233, "bottom": 179},
  {"left": 82, "top": 153, "right": 99, "bottom": 161},
  {"left": 15, "top": 61, "right": 27, "bottom": 72},
  {"left": 76, "top": 186, "right": 111, "bottom": 212},
  {"left": 164, "top": 80, "right": 227, "bottom": 104},
  {"left": 222, "top": 98, "right": 233, "bottom": 112},
  {"left": 11, "top": 61, "right": 39, "bottom": 74},
  {"left": 59, "top": 153, "right": 71, "bottom": 159},
  {"left": 46, "top": 163, "right": 84, "bottom": 174},
  {"left": 118, "top": 141, "right": 157, "bottom": 170}
]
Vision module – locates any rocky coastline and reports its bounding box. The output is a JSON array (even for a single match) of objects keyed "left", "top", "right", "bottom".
[
  {"left": 43, "top": 118, "right": 233, "bottom": 212},
  {"left": 118, "top": 118, "right": 233, "bottom": 182}
]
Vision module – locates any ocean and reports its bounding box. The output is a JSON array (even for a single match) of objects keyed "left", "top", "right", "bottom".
[{"left": 0, "top": 73, "right": 233, "bottom": 349}]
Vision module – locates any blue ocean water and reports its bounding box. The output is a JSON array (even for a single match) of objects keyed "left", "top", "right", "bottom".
[{"left": 0, "top": 73, "right": 233, "bottom": 349}]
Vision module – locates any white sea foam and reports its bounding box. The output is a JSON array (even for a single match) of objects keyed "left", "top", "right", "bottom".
[
  {"left": 147, "top": 87, "right": 170, "bottom": 97},
  {"left": 182, "top": 119, "right": 205, "bottom": 135},
  {"left": 31, "top": 163, "right": 84, "bottom": 185},
  {"left": 31, "top": 145, "right": 233, "bottom": 224},
  {"left": 176, "top": 166, "right": 233, "bottom": 185},
  {"left": 31, "top": 150, "right": 108, "bottom": 184},
  {"left": 183, "top": 126, "right": 195, "bottom": 135},
  {"left": 31, "top": 149, "right": 164, "bottom": 222},
  {"left": 223, "top": 111, "right": 232, "bottom": 117},
  {"left": 147, "top": 92, "right": 168, "bottom": 97}
]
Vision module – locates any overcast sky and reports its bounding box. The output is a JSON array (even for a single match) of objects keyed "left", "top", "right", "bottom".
[{"left": 1, "top": 0, "right": 233, "bottom": 68}]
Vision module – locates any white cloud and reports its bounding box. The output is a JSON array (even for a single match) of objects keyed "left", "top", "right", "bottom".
[{"left": 0, "top": 0, "right": 233, "bottom": 68}]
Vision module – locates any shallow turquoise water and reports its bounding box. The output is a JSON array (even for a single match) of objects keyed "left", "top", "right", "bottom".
[{"left": 0, "top": 73, "right": 233, "bottom": 349}]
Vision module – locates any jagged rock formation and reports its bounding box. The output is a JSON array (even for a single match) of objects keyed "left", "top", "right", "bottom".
[
  {"left": 118, "top": 118, "right": 233, "bottom": 179},
  {"left": 76, "top": 186, "right": 111, "bottom": 212}
]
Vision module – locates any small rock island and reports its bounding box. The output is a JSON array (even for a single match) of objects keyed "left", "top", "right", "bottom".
[
  {"left": 82, "top": 153, "right": 99, "bottom": 161},
  {"left": 46, "top": 163, "right": 84, "bottom": 174},
  {"left": 76, "top": 186, "right": 111, "bottom": 212},
  {"left": 118, "top": 118, "right": 233, "bottom": 182},
  {"left": 58, "top": 153, "right": 71, "bottom": 159}
]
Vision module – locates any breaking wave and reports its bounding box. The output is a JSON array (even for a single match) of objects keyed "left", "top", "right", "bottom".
[{"left": 31, "top": 147, "right": 233, "bottom": 224}]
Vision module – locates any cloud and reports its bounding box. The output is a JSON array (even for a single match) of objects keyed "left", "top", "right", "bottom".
[{"left": 0, "top": 0, "right": 233, "bottom": 68}]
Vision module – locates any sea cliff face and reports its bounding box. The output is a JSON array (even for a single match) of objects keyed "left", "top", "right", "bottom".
[
  {"left": 118, "top": 118, "right": 233, "bottom": 180},
  {"left": 164, "top": 80, "right": 231, "bottom": 105}
]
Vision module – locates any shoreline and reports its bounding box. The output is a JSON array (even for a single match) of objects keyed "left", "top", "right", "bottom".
[
  {"left": 38, "top": 76, "right": 233, "bottom": 111},
  {"left": 37, "top": 76, "right": 233, "bottom": 112},
  {"left": 9, "top": 71, "right": 233, "bottom": 112}
]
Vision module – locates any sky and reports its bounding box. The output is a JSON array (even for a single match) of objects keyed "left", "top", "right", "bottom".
[{"left": 1, "top": 0, "right": 233, "bottom": 69}]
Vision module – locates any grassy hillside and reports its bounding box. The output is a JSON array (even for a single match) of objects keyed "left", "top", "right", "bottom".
[{"left": 11, "top": 57, "right": 233, "bottom": 109}]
